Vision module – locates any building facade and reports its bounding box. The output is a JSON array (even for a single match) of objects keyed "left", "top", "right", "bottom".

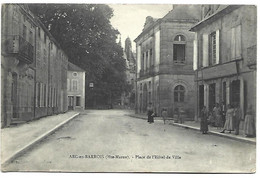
[
  {"left": 1, "top": 4, "right": 68, "bottom": 127},
  {"left": 190, "top": 5, "right": 257, "bottom": 122},
  {"left": 134, "top": 5, "right": 201, "bottom": 118},
  {"left": 67, "top": 62, "right": 86, "bottom": 110}
]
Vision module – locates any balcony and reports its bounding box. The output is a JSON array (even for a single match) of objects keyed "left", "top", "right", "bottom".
[
  {"left": 139, "top": 66, "right": 156, "bottom": 78},
  {"left": 3, "top": 35, "right": 34, "bottom": 64},
  {"left": 247, "top": 45, "right": 256, "bottom": 69}
]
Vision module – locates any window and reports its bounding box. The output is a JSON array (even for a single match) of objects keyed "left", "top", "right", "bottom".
[
  {"left": 173, "top": 35, "right": 186, "bottom": 63},
  {"left": 150, "top": 49, "right": 153, "bottom": 66},
  {"left": 140, "top": 83, "right": 142, "bottom": 91},
  {"left": 149, "top": 81, "right": 151, "bottom": 89},
  {"left": 72, "top": 79, "right": 78, "bottom": 91},
  {"left": 38, "top": 28, "right": 41, "bottom": 38},
  {"left": 44, "top": 33, "right": 47, "bottom": 44},
  {"left": 174, "top": 85, "right": 185, "bottom": 102},
  {"left": 231, "top": 25, "right": 242, "bottom": 60},
  {"left": 209, "top": 32, "right": 216, "bottom": 65},
  {"left": 146, "top": 51, "right": 149, "bottom": 69},
  {"left": 29, "top": 31, "right": 33, "bottom": 44},
  {"left": 67, "top": 79, "right": 70, "bottom": 91},
  {"left": 76, "top": 96, "right": 81, "bottom": 106},
  {"left": 141, "top": 53, "right": 145, "bottom": 70},
  {"left": 73, "top": 72, "right": 78, "bottom": 77},
  {"left": 23, "top": 25, "right": 27, "bottom": 40}
]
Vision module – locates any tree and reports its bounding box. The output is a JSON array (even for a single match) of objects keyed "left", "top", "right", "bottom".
[{"left": 29, "top": 4, "right": 129, "bottom": 107}]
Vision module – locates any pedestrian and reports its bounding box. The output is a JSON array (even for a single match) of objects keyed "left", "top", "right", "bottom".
[
  {"left": 161, "top": 108, "right": 168, "bottom": 124},
  {"left": 221, "top": 101, "right": 226, "bottom": 127},
  {"left": 173, "top": 108, "right": 179, "bottom": 123},
  {"left": 233, "top": 103, "right": 242, "bottom": 135},
  {"left": 244, "top": 105, "right": 256, "bottom": 137},
  {"left": 220, "top": 104, "right": 234, "bottom": 133},
  {"left": 213, "top": 103, "right": 222, "bottom": 129},
  {"left": 147, "top": 102, "right": 154, "bottom": 124},
  {"left": 200, "top": 106, "right": 208, "bottom": 134},
  {"left": 208, "top": 111, "right": 214, "bottom": 126},
  {"left": 179, "top": 107, "right": 185, "bottom": 124}
]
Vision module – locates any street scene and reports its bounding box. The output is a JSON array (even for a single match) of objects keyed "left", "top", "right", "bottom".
[
  {"left": 2, "top": 110, "right": 256, "bottom": 172},
  {"left": 1, "top": 4, "right": 257, "bottom": 173}
]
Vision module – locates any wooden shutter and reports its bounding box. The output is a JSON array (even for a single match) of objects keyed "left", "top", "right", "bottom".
[
  {"left": 202, "top": 34, "right": 209, "bottom": 67},
  {"left": 216, "top": 29, "right": 220, "bottom": 64}
]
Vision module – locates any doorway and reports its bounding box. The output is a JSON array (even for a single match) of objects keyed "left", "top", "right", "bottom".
[
  {"left": 230, "top": 80, "right": 240, "bottom": 106},
  {"left": 199, "top": 85, "right": 204, "bottom": 115},
  {"left": 209, "top": 83, "right": 216, "bottom": 112},
  {"left": 12, "top": 73, "right": 18, "bottom": 118},
  {"left": 68, "top": 96, "right": 74, "bottom": 110},
  {"left": 143, "top": 84, "right": 148, "bottom": 113}
]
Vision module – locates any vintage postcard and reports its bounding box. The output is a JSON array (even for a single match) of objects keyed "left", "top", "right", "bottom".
[{"left": 1, "top": 2, "right": 257, "bottom": 173}]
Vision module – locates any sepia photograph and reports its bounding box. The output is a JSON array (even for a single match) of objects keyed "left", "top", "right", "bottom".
[{"left": 1, "top": 0, "right": 257, "bottom": 174}]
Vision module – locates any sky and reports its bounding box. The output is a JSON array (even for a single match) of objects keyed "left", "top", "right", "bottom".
[{"left": 109, "top": 4, "right": 173, "bottom": 52}]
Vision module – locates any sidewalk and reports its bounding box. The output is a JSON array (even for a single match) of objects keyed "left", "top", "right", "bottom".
[
  {"left": 1, "top": 111, "right": 80, "bottom": 166},
  {"left": 126, "top": 113, "right": 256, "bottom": 144}
]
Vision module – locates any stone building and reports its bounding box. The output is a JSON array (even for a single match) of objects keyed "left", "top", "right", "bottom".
[
  {"left": 190, "top": 5, "right": 257, "bottom": 121},
  {"left": 67, "top": 62, "right": 86, "bottom": 110},
  {"left": 1, "top": 4, "right": 68, "bottom": 127},
  {"left": 134, "top": 5, "right": 201, "bottom": 118}
]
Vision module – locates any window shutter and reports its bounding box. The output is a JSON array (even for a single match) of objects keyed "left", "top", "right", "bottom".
[
  {"left": 193, "top": 38, "right": 198, "bottom": 70},
  {"left": 216, "top": 29, "right": 220, "bottom": 64},
  {"left": 231, "top": 27, "right": 236, "bottom": 59},
  {"left": 235, "top": 25, "right": 242, "bottom": 59},
  {"left": 202, "top": 34, "right": 209, "bottom": 67}
]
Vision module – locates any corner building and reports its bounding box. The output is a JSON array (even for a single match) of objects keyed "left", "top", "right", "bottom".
[
  {"left": 1, "top": 4, "right": 68, "bottom": 127},
  {"left": 190, "top": 5, "right": 257, "bottom": 122},
  {"left": 135, "top": 5, "right": 201, "bottom": 118}
]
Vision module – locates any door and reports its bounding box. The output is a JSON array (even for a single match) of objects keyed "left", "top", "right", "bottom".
[
  {"left": 12, "top": 73, "right": 18, "bottom": 118},
  {"left": 143, "top": 84, "right": 148, "bottom": 113},
  {"left": 209, "top": 83, "right": 216, "bottom": 112},
  {"left": 68, "top": 96, "right": 74, "bottom": 110},
  {"left": 230, "top": 80, "right": 240, "bottom": 106},
  {"left": 199, "top": 85, "right": 204, "bottom": 115}
]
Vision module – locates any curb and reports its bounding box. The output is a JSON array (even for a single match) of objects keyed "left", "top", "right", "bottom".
[
  {"left": 127, "top": 114, "right": 256, "bottom": 145},
  {"left": 1, "top": 113, "right": 80, "bottom": 167}
]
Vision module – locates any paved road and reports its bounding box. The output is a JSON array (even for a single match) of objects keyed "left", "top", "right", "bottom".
[{"left": 3, "top": 110, "right": 256, "bottom": 173}]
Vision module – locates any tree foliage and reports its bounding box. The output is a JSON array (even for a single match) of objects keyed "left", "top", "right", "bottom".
[{"left": 29, "top": 4, "right": 129, "bottom": 106}]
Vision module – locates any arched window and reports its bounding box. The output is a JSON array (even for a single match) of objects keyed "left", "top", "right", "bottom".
[
  {"left": 173, "top": 35, "right": 186, "bottom": 63},
  {"left": 174, "top": 35, "right": 186, "bottom": 42},
  {"left": 174, "top": 85, "right": 185, "bottom": 102}
]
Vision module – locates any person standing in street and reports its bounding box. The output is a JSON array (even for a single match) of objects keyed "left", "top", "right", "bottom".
[
  {"left": 221, "top": 101, "right": 226, "bottom": 127},
  {"left": 200, "top": 106, "right": 208, "bottom": 134},
  {"left": 147, "top": 102, "right": 154, "bottom": 124},
  {"left": 162, "top": 108, "right": 168, "bottom": 124},
  {"left": 220, "top": 104, "right": 234, "bottom": 133},
  {"left": 213, "top": 103, "right": 222, "bottom": 129},
  {"left": 233, "top": 103, "right": 242, "bottom": 135},
  {"left": 244, "top": 105, "right": 256, "bottom": 137}
]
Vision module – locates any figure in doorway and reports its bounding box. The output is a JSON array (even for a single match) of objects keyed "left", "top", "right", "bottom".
[
  {"left": 147, "top": 102, "right": 154, "bottom": 124},
  {"left": 233, "top": 103, "right": 242, "bottom": 135},
  {"left": 200, "top": 106, "right": 208, "bottom": 134},
  {"left": 244, "top": 105, "right": 256, "bottom": 137},
  {"left": 220, "top": 104, "right": 234, "bottom": 133},
  {"left": 213, "top": 103, "right": 222, "bottom": 129}
]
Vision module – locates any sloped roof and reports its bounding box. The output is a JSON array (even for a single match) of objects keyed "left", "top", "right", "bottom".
[
  {"left": 163, "top": 5, "right": 201, "bottom": 21},
  {"left": 68, "top": 62, "right": 85, "bottom": 72}
]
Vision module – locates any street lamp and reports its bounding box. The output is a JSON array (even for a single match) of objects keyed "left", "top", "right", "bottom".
[{"left": 89, "top": 82, "right": 95, "bottom": 108}]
